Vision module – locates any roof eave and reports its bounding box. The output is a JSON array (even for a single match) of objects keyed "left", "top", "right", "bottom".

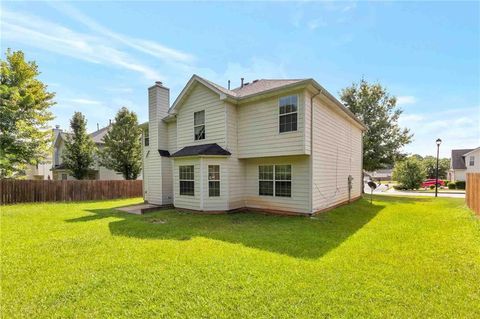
[{"left": 461, "top": 147, "right": 480, "bottom": 157}]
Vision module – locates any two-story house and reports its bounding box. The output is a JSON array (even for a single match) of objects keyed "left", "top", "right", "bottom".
[
  {"left": 449, "top": 147, "right": 480, "bottom": 181},
  {"left": 143, "top": 75, "right": 365, "bottom": 215},
  {"left": 51, "top": 124, "right": 131, "bottom": 180}
]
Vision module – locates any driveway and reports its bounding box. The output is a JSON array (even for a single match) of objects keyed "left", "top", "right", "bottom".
[{"left": 364, "top": 183, "right": 466, "bottom": 198}]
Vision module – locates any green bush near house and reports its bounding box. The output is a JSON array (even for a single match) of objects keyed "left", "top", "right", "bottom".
[
  {"left": 393, "top": 184, "right": 407, "bottom": 190},
  {"left": 456, "top": 181, "right": 466, "bottom": 190},
  {"left": 448, "top": 182, "right": 456, "bottom": 189},
  {"left": 1, "top": 197, "right": 479, "bottom": 318}
]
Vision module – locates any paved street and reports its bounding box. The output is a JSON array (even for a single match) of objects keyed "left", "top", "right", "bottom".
[{"left": 364, "top": 183, "right": 466, "bottom": 198}]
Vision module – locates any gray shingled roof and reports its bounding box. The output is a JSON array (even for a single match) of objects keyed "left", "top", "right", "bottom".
[
  {"left": 451, "top": 149, "right": 473, "bottom": 169},
  {"left": 89, "top": 125, "right": 110, "bottom": 144},
  {"left": 231, "top": 79, "right": 306, "bottom": 98},
  {"left": 59, "top": 125, "right": 111, "bottom": 145},
  {"left": 196, "top": 75, "right": 306, "bottom": 99},
  {"left": 171, "top": 143, "right": 231, "bottom": 157}
]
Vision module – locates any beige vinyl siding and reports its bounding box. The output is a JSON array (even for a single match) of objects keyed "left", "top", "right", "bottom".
[
  {"left": 465, "top": 149, "right": 480, "bottom": 173},
  {"left": 161, "top": 157, "right": 174, "bottom": 204},
  {"left": 225, "top": 102, "right": 245, "bottom": 209},
  {"left": 176, "top": 83, "right": 226, "bottom": 150},
  {"left": 145, "top": 85, "right": 170, "bottom": 205},
  {"left": 244, "top": 155, "right": 310, "bottom": 214},
  {"left": 167, "top": 121, "right": 177, "bottom": 153},
  {"left": 173, "top": 158, "right": 201, "bottom": 210},
  {"left": 310, "top": 92, "right": 363, "bottom": 212},
  {"left": 237, "top": 91, "right": 307, "bottom": 158},
  {"left": 97, "top": 166, "right": 124, "bottom": 180},
  {"left": 145, "top": 151, "right": 163, "bottom": 204}
]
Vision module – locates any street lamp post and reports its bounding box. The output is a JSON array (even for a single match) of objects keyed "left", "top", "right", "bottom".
[{"left": 435, "top": 138, "right": 442, "bottom": 197}]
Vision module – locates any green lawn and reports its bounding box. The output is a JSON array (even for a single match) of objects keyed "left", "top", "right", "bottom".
[{"left": 1, "top": 197, "right": 479, "bottom": 318}]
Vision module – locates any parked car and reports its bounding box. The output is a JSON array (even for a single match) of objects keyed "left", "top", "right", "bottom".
[{"left": 421, "top": 179, "right": 445, "bottom": 188}]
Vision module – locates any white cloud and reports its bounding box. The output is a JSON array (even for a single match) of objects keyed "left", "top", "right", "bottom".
[
  {"left": 66, "top": 98, "right": 102, "bottom": 105},
  {"left": 400, "top": 114, "right": 424, "bottom": 123},
  {"left": 1, "top": 9, "right": 163, "bottom": 81},
  {"left": 49, "top": 2, "right": 195, "bottom": 64},
  {"left": 400, "top": 107, "right": 480, "bottom": 157},
  {"left": 308, "top": 18, "right": 327, "bottom": 30},
  {"left": 397, "top": 95, "right": 417, "bottom": 105}
]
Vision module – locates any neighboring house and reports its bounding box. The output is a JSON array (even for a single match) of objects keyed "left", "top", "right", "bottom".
[
  {"left": 51, "top": 125, "right": 137, "bottom": 180},
  {"left": 364, "top": 168, "right": 393, "bottom": 181},
  {"left": 143, "top": 75, "right": 365, "bottom": 215},
  {"left": 25, "top": 156, "right": 53, "bottom": 180},
  {"left": 449, "top": 147, "right": 480, "bottom": 181}
]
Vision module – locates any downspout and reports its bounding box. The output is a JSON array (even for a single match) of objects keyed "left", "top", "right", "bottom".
[{"left": 309, "top": 89, "right": 322, "bottom": 215}]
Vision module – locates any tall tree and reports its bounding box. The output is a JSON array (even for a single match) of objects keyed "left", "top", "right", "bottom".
[
  {"left": 0, "top": 49, "right": 55, "bottom": 178},
  {"left": 392, "top": 157, "right": 426, "bottom": 190},
  {"left": 62, "top": 112, "right": 97, "bottom": 180},
  {"left": 340, "top": 79, "right": 412, "bottom": 172},
  {"left": 422, "top": 156, "right": 450, "bottom": 179},
  {"left": 99, "top": 107, "right": 142, "bottom": 180}
]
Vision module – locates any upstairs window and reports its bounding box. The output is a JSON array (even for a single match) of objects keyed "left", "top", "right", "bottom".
[
  {"left": 208, "top": 165, "right": 220, "bottom": 197},
  {"left": 279, "top": 95, "right": 298, "bottom": 133},
  {"left": 194, "top": 110, "right": 205, "bottom": 140},
  {"left": 469, "top": 156, "right": 475, "bottom": 166},
  {"left": 144, "top": 128, "right": 149, "bottom": 146},
  {"left": 179, "top": 165, "right": 194, "bottom": 196}
]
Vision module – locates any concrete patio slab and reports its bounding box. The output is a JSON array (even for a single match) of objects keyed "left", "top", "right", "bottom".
[{"left": 116, "top": 203, "right": 172, "bottom": 215}]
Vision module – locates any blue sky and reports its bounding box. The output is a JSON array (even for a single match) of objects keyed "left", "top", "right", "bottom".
[{"left": 2, "top": 1, "right": 479, "bottom": 157}]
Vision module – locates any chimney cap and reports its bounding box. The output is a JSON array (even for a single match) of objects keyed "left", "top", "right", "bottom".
[
  {"left": 55, "top": 125, "right": 60, "bottom": 129},
  {"left": 155, "top": 81, "right": 163, "bottom": 86}
]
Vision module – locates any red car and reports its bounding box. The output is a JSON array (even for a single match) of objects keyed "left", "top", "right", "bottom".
[{"left": 421, "top": 179, "right": 445, "bottom": 188}]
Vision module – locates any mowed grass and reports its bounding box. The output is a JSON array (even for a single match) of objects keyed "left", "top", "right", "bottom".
[{"left": 1, "top": 196, "right": 479, "bottom": 318}]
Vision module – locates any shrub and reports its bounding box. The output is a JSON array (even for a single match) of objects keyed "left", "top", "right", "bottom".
[
  {"left": 393, "top": 184, "right": 407, "bottom": 190},
  {"left": 448, "top": 182, "right": 456, "bottom": 189},
  {"left": 456, "top": 181, "right": 466, "bottom": 190},
  {"left": 429, "top": 185, "right": 435, "bottom": 190},
  {"left": 444, "top": 180, "right": 450, "bottom": 187},
  {"left": 392, "top": 157, "right": 426, "bottom": 190}
]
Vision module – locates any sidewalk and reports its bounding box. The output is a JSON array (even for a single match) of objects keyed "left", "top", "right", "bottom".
[{"left": 364, "top": 184, "right": 466, "bottom": 198}]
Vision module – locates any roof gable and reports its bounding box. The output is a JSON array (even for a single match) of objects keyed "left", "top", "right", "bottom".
[
  {"left": 166, "top": 75, "right": 366, "bottom": 130},
  {"left": 451, "top": 149, "right": 474, "bottom": 169},
  {"left": 169, "top": 75, "right": 235, "bottom": 113}
]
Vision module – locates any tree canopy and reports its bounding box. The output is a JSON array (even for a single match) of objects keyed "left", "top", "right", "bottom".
[
  {"left": 392, "top": 157, "right": 425, "bottom": 190},
  {"left": 99, "top": 107, "right": 142, "bottom": 180},
  {"left": 422, "top": 156, "right": 450, "bottom": 179},
  {"left": 62, "top": 112, "right": 97, "bottom": 180},
  {"left": 0, "top": 49, "right": 55, "bottom": 178},
  {"left": 340, "top": 79, "right": 412, "bottom": 172}
]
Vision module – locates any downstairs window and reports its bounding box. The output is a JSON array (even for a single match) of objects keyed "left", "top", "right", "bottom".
[{"left": 179, "top": 165, "right": 194, "bottom": 196}]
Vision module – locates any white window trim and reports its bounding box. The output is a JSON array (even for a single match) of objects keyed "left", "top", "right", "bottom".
[
  {"left": 258, "top": 165, "right": 292, "bottom": 197},
  {"left": 193, "top": 110, "right": 206, "bottom": 141},
  {"left": 469, "top": 156, "right": 475, "bottom": 166},
  {"left": 179, "top": 165, "right": 195, "bottom": 196},
  {"left": 208, "top": 165, "right": 221, "bottom": 197},
  {"left": 278, "top": 94, "right": 299, "bottom": 134}
]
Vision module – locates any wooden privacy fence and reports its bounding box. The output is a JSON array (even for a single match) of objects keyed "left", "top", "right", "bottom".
[
  {"left": 466, "top": 173, "right": 480, "bottom": 215},
  {"left": 0, "top": 180, "right": 143, "bottom": 205}
]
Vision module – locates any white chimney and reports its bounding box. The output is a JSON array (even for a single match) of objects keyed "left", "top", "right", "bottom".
[
  {"left": 148, "top": 81, "right": 170, "bottom": 150},
  {"left": 145, "top": 81, "right": 171, "bottom": 206}
]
